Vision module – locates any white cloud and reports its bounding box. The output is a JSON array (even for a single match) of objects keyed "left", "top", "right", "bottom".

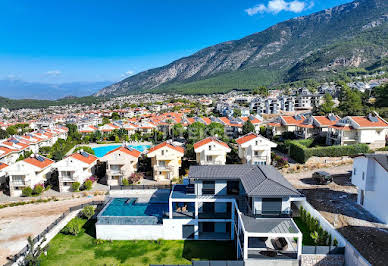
[
  {"left": 45, "top": 70, "right": 62, "bottom": 76},
  {"left": 245, "top": 0, "right": 313, "bottom": 15},
  {"left": 121, "top": 70, "right": 135, "bottom": 78}
]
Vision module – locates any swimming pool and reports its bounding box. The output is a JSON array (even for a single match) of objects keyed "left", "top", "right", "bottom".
[
  {"left": 92, "top": 144, "right": 151, "bottom": 157},
  {"left": 101, "top": 198, "right": 168, "bottom": 218}
]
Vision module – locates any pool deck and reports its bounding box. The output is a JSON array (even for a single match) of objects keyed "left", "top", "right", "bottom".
[{"left": 87, "top": 141, "right": 152, "bottom": 148}]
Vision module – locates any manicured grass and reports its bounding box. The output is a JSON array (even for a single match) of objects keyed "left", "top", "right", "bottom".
[
  {"left": 39, "top": 218, "right": 235, "bottom": 266},
  {"left": 293, "top": 217, "right": 315, "bottom": 245}
]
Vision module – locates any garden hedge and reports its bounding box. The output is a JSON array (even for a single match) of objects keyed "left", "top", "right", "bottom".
[{"left": 289, "top": 141, "right": 369, "bottom": 163}]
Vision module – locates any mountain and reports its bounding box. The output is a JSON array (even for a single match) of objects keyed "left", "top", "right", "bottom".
[
  {"left": 0, "top": 80, "right": 112, "bottom": 100},
  {"left": 96, "top": 0, "right": 388, "bottom": 96}
]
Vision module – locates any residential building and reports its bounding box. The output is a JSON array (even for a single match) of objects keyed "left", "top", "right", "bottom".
[
  {"left": 193, "top": 137, "right": 231, "bottom": 165},
  {"left": 55, "top": 151, "right": 97, "bottom": 192},
  {"left": 352, "top": 154, "right": 388, "bottom": 224},
  {"left": 327, "top": 113, "right": 388, "bottom": 149},
  {"left": 236, "top": 133, "right": 277, "bottom": 165},
  {"left": 5, "top": 155, "right": 54, "bottom": 196},
  {"left": 101, "top": 145, "right": 141, "bottom": 186},
  {"left": 147, "top": 141, "right": 184, "bottom": 181},
  {"left": 0, "top": 162, "right": 8, "bottom": 186},
  {"left": 295, "top": 114, "right": 340, "bottom": 139},
  {"left": 267, "top": 114, "right": 306, "bottom": 136}
]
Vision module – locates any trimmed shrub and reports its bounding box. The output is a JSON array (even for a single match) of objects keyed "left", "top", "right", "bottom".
[
  {"left": 33, "top": 184, "right": 44, "bottom": 195},
  {"left": 83, "top": 179, "right": 93, "bottom": 190},
  {"left": 72, "top": 182, "right": 81, "bottom": 192},
  {"left": 122, "top": 178, "right": 129, "bottom": 186},
  {"left": 22, "top": 187, "right": 33, "bottom": 197},
  {"left": 61, "top": 217, "right": 84, "bottom": 235},
  {"left": 289, "top": 140, "right": 370, "bottom": 163},
  {"left": 81, "top": 206, "right": 95, "bottom": 220}
]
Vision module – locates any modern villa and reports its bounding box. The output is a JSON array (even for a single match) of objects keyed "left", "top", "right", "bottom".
[{"left": 96, "top": 164, "right": 305, "bottom": 264}]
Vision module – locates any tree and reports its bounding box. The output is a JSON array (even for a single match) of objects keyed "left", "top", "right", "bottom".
[
  {"left": 258, "top": 85, "right": 269, "bottom": 97},
  {"left": 206, "top": 122, "right": 225, "bottom": 139},
  {"left": 6, "top": 125, "right": 17, "bottom": 136},
  {"left": 233, "top": 109, "right": 242, "bottom": 118},
  {"left": 102, "top": 117, "right": 110, "bottom": 125},
  {"left": 187, "top": 122, "right": 206, "bottom": 143},
  {"left": 242, "top": 120, "right": 255, "bottom": 135},
  {"left": 172, "top": 123, "right": 185, "bottom": 138},
  {"left": 24, "top": 235, "right": 45, "bottom": 266},
  {"left": 337, "top": 82, "right": 363, "bottom": 116},
  {"left": 111, "top": 112, "right": 120, "bottom": 120},
  {"left": 310, "top": 231, "right": 319, "bottom": 246},
  {"left": 0, "top": 129, "right": 8, "bottom": 139},
  {"left": 317, "top": 93, "right": 335, "bottom": 115},
  {"left": 374, "top": 83, "right": 388, "bottom": 107}
]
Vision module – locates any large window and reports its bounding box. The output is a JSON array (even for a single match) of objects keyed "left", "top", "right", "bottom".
[
  {"left": 227, "top": 181, "right": 240, "bottom": 195},
  {"left": 202, "top": 181, "right": 215, "bottom": 195},
  {"left": 261, "top": 198, "right": 282, "bottom": 215}
]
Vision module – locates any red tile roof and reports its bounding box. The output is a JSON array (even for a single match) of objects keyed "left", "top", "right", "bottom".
[
  {"left": 267, "top": 122, "right": 281, "bottom": 127},
  {"left": 297, "top": 124, "right": 314, "bottom": 129},
  {"left": 193, "top": 137, "right": 230, "bottom": 150},
  {"left": 0, "top": 162, "right": 8, "bottom": 170},
  {"left": 236, "top": 133, "right": 259, "bottom": 145},
  {"left": 70, "top": 152, "right": 98, "bottom": 165},
  {"left": 281, "top": 115, "right": 305, "bottom": 125},
  {"left": 104, "top": 146, "right": 141, "bottom": 158},
  {"left": 351, "top": 116, "right": 388, "bottom": 128},
  {"left": 148, "top": 141, "right": 184, "bottom": 154},
  {"left": 313, "top": 115, "right": 340, "bottom": 126},
  {"left": 329, "top": 125, "right": 353, "bottom": 131},
  {"left": 24, "top": 156, "right": 54, "bottom": 169}
]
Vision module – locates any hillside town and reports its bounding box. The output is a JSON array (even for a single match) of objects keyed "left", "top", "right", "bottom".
[{"left": 0, "top": 77, "right": 387, "bottom": 266}]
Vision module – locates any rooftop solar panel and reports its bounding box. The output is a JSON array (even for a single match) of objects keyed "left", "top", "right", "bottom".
[
  {"left": 36, "top": 155, "right": 45, "bottom": 162},
  {"left": 368, "top": 114, "right": 379, "bottom": 122},
  {"left": 80, "top": 151, "right": 89, "bottom": 157},
  {"left": 328, "top": 114, "right": 336, "bottom": 121}
]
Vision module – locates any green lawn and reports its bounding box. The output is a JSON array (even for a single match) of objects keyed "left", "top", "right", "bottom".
[
  {"left": 293, "top": 217, "right": 315, "bottom": 245},
  {"left": 39, "top": 219, "right": 235, "bottom": 266}
]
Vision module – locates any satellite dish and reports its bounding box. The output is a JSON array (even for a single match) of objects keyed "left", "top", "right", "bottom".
[{"left": 31, "top": 154, "right": 35, "bottom": 158}]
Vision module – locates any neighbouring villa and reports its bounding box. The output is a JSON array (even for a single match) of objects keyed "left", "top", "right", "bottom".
[
  {"left": 96, "top": 164, "right": 306, "bottom": 263},
  {"left": 147, "top": 141, "right": 184, "bottom": 181},
  {"left": 101, "top": 145, "right": 141, "bottom": 186},
  {"left": 55, "top": 151, "right": 98, "bottom": 192},
  {"left": 193, "top": 137, "right": 231, "bottom": 165},
  {"left": 5, "top": 154, "right": 54, "bottom": 197},
  {"left": 236, "top": 133, "right": 277, "bottom": 165}
]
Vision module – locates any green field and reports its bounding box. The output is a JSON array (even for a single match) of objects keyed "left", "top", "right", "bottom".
[{"left": 39, "top": 219, "right": 235, "bottom": 266}]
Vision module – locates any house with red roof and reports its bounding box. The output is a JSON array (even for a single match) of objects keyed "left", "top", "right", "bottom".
[
  {"left": 193, "top": 137, "right": 231, "bottom": 165},
  {"left": 101, "top": 145, "right": 142, "bottom": 186},
  {"left": 147, "top": 141, "right": 184, "bottom": 181},
  {"left": 99, "top": 123, "right": 120, "bottom": 133},
  {"left": 236, "top": 133, "right": 277, "bottom": 165},
  {"left": 5, "top": 154, "right": 54, "bottom": 196},
  {"left": 327, "top": 113, "right": 388, "bottom": 148},
  {"left": 267, "top": 114, "right": 306, "bottom": 136},
  {"left": 79, "top": 125, "right": 98, "bottom": 135},
  {"left": 295, "top": 114, "right": 341, "bottom": 139},
  {"left": 0, "top": 162, "right": 8, "bottom": 186},
  {"left": 54, "top": 150, "right": 98, "bottom": 192}
]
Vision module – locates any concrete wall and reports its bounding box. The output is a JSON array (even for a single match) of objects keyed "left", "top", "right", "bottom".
[{"left": 301, "top": 254, "right": 344, "bottom": 266}]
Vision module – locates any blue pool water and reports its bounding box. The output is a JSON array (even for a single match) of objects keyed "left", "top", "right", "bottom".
[
  {"left": 92, "top": 144, "right": 151, "bottom": 157},
  {"left": 101, "top": 198, "right": 168, "bottom": 218}
]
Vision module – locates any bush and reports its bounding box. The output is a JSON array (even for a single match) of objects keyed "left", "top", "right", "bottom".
[
  {"left": 33, "top": 184, "right": 44, "bottom": 195},
  {"left": 72, "top": 182, "right": 81, "bottom": 192},
  {"left": 128, "top": 173, "right": 143, "bottom": 184},
  {"left": 289, "top": 140, "right": 370, "bottom": 163},
  {"left": 22, "top": 187, "right": 33, "bottom": 197},
  {"left": 81, "top": 206, "right": 95, "bottom": 220},
  {"left": 83, "top": 180, "right": 93, "bottom": 190},
  {"left": 61, "top": 217, "right": 84, "bottom": 235},
  {"left": 44, "top": 185, "right": 51, "bottom": 191},
  {"left": 122, "top": 178, "right": 129, "bottom": 186}
]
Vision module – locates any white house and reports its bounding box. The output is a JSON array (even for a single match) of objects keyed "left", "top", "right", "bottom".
[
  {"left": 55, "top": 151, "right": 98, "bottom": 192},
  {"left": 0, "top": 162, "right": 8, "bottom": 186},
  {"left": 101, "top": 145, "right": 141, "bottom": 186},
  {"left": 352, "top": 154, "right": 388, "bottom": 224},
  {"left": 327, "top": 113, "right": 388, "bottom": 149},
  {"left": 5, "top": 154, "right": 54, "bottom": 197},
  {"left": 193, "top": 137, "right": 231, "bottom": 165},
  {"left": 236, "top": 133, "right": 277, "bottom": 165}
]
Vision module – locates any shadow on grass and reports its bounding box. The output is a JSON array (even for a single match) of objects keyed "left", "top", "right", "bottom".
[
  {"left": 182, "top": 240, "right": 235, "bottom": 261},
  {"left": 83, "top": 218, "right": 96, "bottom": 238}
]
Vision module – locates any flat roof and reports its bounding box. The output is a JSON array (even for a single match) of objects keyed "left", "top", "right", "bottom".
[{"left": 241, "top": 215, "right": 300, "bottom": 234}]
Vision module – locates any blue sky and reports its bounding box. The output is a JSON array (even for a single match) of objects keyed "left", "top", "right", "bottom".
[{"left": 0, "top": 0, "right": 352, "bottom": 83}]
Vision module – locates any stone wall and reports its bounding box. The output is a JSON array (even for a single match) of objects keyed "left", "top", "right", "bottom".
[{"left": 301, "top": 254, "right": 344, "bottom": 266}]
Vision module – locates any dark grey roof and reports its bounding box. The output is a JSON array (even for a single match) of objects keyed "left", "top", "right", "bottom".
[
  {"left": 365, "top": 154, "right": 388, "bottom": 172},
  {"left": 188, "top": 165, "right": 301, "bottom": 197},
  {"left": 241, "top": 215, "right": 300, "bottom": 234}
]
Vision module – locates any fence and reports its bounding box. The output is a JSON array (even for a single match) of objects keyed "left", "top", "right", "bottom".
[
  {"left": 302, "top": 246, "right": 345, "bottom": 255},
  {"left": 110, "top": 184, "right": 172, "bottom": 190},
  {"left": 6, "top": 200, "right": 105, "bottom": 266}
]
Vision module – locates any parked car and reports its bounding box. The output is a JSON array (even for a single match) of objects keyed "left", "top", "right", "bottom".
[{"left": 312, "top": 171, "right": 333, "bottom": 184}]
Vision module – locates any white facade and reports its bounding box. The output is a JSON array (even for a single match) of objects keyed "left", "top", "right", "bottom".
[
  {"left": 237, "top": 134, "right": 277, "bottom": 165},
  {"left": 194, "top": 138, "right": 231, "bottom": 166},
  {"left": 352, "top": 155, "right": 388, "bottom": 224}
]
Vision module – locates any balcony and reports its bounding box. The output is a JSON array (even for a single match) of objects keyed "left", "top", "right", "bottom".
[
  {"left": 200, "top": 160, "right": 224, "bottom": 165},
  {"left": 198, "top": 211, "right": 232, "bottom": 219},
  {"left": 106, "top": 169, "right": 124, "bottom": 176},
  {"left": 11, "top": 179, "right": 31, "bottom": 186},
  {"left": 202, "top": 188, "right": 215, "bottom": 195},
  {"left": 154, "top": 165, "right": 174, "bottom": 172}
]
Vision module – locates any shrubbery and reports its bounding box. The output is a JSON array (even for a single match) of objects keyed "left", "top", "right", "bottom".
[
  {"left": 33, "top": 184, "right": 44, "bottom": 195},
  {"left": 122, "top": 178, "right": 129, "bottom": 186},
  {"left": 83, "top": 179, "right": 93, "bottom": 190},
  {"left": 300, "top": 206, "right": 333, "bottom": 246},
  {"left": 81, "top": 206, "right": 95, "bottom": 220},
  {"left": 72, "top": 182, "right": 81, "bottom": 192},
  {"left": 289, "top": 140, "right": 369, "bottom": 163},
  {"left": 61, "top": 217, "right": 84, "bottom": 236},
  {"left": 22, "top": 187, "right": 33, "bottom": 197}
]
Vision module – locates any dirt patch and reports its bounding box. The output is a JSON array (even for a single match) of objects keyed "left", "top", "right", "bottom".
[{"left": 285, "top": 165, "right": 388, "bottom": 266}]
